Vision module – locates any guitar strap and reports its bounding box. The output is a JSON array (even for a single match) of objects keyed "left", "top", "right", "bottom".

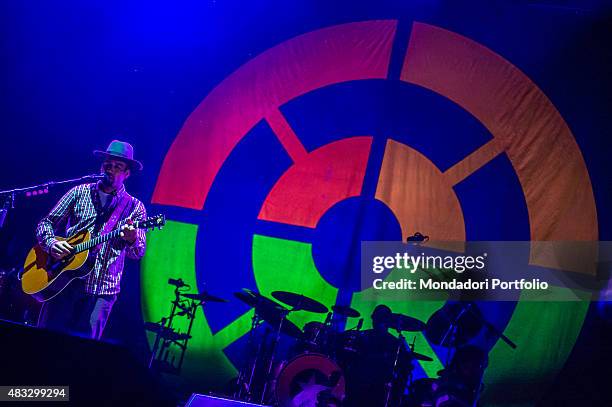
[
  {"left": 87, "top": 191, "right": 131, "bottom": 258},
  {"left": 99, "top": 191, "right": 131, "bottom": 236}
]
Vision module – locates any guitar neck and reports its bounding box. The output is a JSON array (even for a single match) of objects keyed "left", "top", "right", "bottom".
[
  {"left": 73, "top": 228, "right": 124, "bottom": 254},
  {"left": 69, "top": 215, "right": 164, "bottom": 254}
]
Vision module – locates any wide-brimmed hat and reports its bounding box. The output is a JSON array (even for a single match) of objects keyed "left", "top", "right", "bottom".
[{"left": 93, "top": 140, "right": 143, "bottom": 171}]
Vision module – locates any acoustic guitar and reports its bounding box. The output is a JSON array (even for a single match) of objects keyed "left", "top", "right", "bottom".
[{"left": 21, "top": 214, "right": 165, "bottom": 302}]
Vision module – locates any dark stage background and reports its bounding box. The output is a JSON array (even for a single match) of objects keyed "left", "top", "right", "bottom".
[{"left": 1, "top": 1, "right": 611, "bottom": 405}]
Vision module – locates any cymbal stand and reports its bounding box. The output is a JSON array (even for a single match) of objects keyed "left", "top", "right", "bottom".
[
  {"left": 235, "top": 310, "right": 263, "bottom": 400},
  {"left": 260, "top": 307, "right": 291, "bottom": 404},
  {"left": 384, "top": 330, "right": 406, "bottom": 407},
  {"left": 439, "top": 305, "right": 468, "bottom": 367},
  {"left": 407, "top": 336, "right": 417, "bottom": 388},
  {"left": 461, "top": 305, "right": 516, "bottom": 407},
  {"left": 312, "top": 311, "right": 332, "bottom": 351}
]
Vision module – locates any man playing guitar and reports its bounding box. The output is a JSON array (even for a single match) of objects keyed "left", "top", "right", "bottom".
[{"left": 35, "top": 140, "right": 147, "bottom": 340}]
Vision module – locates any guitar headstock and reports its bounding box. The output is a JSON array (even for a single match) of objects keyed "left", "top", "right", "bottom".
[{"left": 136, "top": 214, "right": 166, "bottom": 232}]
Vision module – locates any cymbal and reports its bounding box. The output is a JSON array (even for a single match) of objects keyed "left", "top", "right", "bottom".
[
  {"left": 234, "top": 289, "right": 303, "bottom": 338},
  {"left": 144, "top": 322, "right": 192, "bottom": 341},
  {"left": 234, "top": 289, "right": 285, "bottom": 312},
  {"left": 388, "top": 313, "right": 426, "bottom": 332},
  {"left": 181, "top": 292, "right": 227, "bottom": 303},
  {"left": 234, "top": 291, "right": 255, "bottom": 306},
  {"left": 424, "top": 303, "right": 483, "bottom": 347},
  {"left": 331, "top": 305, "right": 360, "bottom": 318},
  {"left": 257, "top": 307, "right": 303, "bottom": 339},
  {"left": 271, "top": 291, "right": 328, "bottom": 313},
  {"left": 408, "top": 351, "right": 433, "bottom": 362}
]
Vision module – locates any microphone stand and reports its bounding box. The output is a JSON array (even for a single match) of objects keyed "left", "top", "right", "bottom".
[{"left": 0, "top": 174, "right": 104, "bottom": 228}]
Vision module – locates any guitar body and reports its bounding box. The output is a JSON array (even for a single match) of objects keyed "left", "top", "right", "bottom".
[{"left": 22, "top": 230, "right": 91, "bottom": 302}]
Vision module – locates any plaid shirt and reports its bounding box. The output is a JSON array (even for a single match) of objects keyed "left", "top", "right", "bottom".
[{"left": 36, "top": 182, "right": 146, "bottom": 295}]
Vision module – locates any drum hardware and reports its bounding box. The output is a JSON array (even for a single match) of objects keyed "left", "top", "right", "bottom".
[
  {"left": 260, "top": 307, "right": 287, "bottom": 403},
  {"left": 293, "top": 303, "right": 360, "bottom": 360},
  {"left": 317, "top": 311, "right": 333, "bottom": 343},
  {"left": 234, "top": 289, "right": 275, "bottom": 401},
  {"left": 234, "top": 289, "right": 284, "bottom": 313},
  {"left": 233, "top": 290, "right": 342, "bottom": 403},
  {"left": 235, "top": 308, "right": 269, "bottom": 401},
  {"left": 301, "top": 321, "right": 327, "bottom": 353},
  {"left": 144, "top": 321, "right": 192, "bottom": 341},
  {"left": 145, "top": 318, "right": 193, "bottom": 373},
  {"left": 415, "top": 303, "right": 517, "bottom": 407},
  {"left": 383, "top": 312, "right": 428, "bottom": 407},
  {"left": 425, "top": 302, "right": 516, "bottom": 367},
  {"left": 233, "top": 289, "right": 305, "bottom": 403},
  {"left": 384, "top": 329, "right": 406, "bottom": 407},
  {"left": 146, "top": 278, "right": 223, "bottom": 375},
  {"left": 333, "top": 317, "right": 363, "bottom": 361},
  {"left": 433, "top": 345, "right": 489, "bottom": 407},
  {"left": 234, "top": 289, "right": 302, "bottom": 339},
  {"left": 400, "top": 336, "right": 437, "bottom": 407}
]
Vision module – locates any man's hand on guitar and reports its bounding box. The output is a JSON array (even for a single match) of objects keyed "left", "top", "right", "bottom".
[
  {"left": 120, "top": 223, "right": 137, "bottom": 244},
  {"left": 50, "top": 241, "right": 74, "bottom": 260}
]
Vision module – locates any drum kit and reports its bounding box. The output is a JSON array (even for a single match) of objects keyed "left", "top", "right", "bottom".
[
  {"left": 145, "top": 281, "right": 516, "bottom": 407},
  {"left": 229, "top": 289, "right": 436, "bottom": 407}
]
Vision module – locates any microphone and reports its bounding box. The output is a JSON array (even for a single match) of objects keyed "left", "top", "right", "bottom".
[
  {"left": 168, "top": 278, "right": 187, "bottom": 287},
  {"left": 356, "top": 318, "right": 363, "bottom": 331}
]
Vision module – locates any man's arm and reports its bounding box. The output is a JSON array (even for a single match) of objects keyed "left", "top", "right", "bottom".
[
  {"left": 35, "top": 186, "right": 78, "bottom": 254},
  {"left": 123, "top": 200, "right": 146, "bottom": 260}
]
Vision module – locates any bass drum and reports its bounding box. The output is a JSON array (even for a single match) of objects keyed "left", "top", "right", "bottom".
[{"left": 275, "top": 353, "right": 345, "bottom": 407}]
